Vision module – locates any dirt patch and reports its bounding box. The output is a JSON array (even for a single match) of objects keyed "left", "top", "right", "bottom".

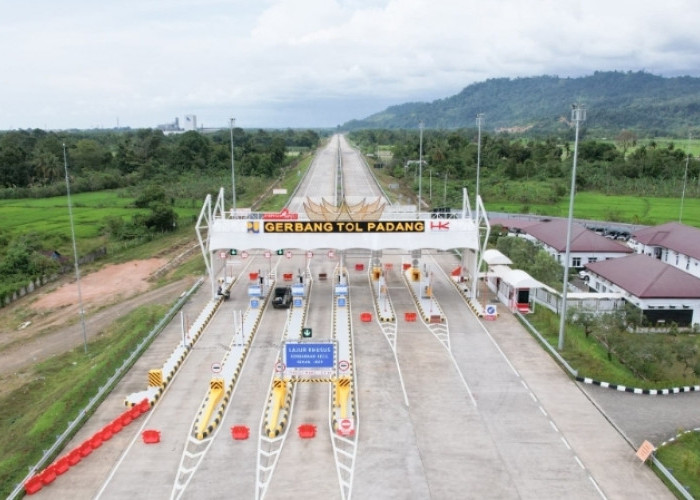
[{"left": 31, "top": 259, "right": 167, "bottom": 311}]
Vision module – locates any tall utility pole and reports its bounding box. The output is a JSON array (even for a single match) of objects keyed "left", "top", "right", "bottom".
[
  {"left": 230, "top": 118, "right": 236, "bottom": 211},
  {"left": 558, "top": 104, "right": 586, "bottom": 351},
  {"left": 680, "top": 133, "right": 691, "bottom": 223},
  {"left": 418, "top": 121, "right": 424, "bottom": 213},
  {"left": 63, "top": 144, "right": 88, "bottom": 353},
  {"left": 475, "top": 113, "right": 484, "bottom": 214}
]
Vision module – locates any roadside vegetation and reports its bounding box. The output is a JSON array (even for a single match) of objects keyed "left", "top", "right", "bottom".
[
  {"left": 350, "top": 129, "right": 700, "bottom": 228},
  {"left": 0, "top": 128, "right": 323, "bottom": 305},
  {"left": 0, "top": 304, "right": 168, "bottom": 498}
]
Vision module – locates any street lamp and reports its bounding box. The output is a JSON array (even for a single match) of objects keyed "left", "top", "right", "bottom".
[
  {"left": 63, "top": 144, "right": 88, "bottom": 353},
  {"left": 418, "top": 121, "right": 424, "bottom": 213},
  {"left": 230, "top": 118, "right": 236, "bottom": 212},
  {"left": 680, "top": 133, "right": 691, "bottom": 223},
  {"left": 558, "top": 104, "right": 586, "bottom": 351},
  {"left": 475, "top": 113, "right": 484, "bottom": 216}
]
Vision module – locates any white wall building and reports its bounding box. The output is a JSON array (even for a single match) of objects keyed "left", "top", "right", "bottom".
[{"left": 629, "top": 222, "right": 700, "bottom": 280}]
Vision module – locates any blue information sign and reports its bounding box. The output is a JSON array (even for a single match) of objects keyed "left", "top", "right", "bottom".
[{"left": 284, "top": 342, "right": 335, "bottom": 369}]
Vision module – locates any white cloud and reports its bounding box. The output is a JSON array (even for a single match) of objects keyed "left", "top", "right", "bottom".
[{"left": 1, "top": 0, "right": 700, "bottom": 129}]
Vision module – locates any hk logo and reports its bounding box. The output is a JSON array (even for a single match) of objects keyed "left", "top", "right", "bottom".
[
  {"left": 430, "top": 221, "right": 449, "bottom": 231},
  {"left": 247, "top": 221, "right": 260, "bottom": 233}
]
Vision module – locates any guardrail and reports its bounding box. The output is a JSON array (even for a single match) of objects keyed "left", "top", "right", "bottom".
[
  {"left": 515, "top": 311, "right": 694, "bottom": 499},
  {"left": 8, "top": 277, "right": 203, "bottom": 500}
]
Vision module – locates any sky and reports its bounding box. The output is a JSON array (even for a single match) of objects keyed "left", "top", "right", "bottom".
[{"left": 2, "top": 0, "right": 700, "bottom": 130}]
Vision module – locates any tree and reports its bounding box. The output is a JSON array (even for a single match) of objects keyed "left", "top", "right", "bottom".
[
  {"left": 615, "top": 130, "right": 637, "bottom": 157},
  {"left": 143, "top": 203, "right": 178, "bottom": 232},
  {"left": 568, "top": 307, "right": 596, "bottom": 337}
]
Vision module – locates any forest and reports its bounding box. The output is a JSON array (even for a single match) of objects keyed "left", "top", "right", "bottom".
[
  {"left": 0, "top": 127, "right": 321, "bottom": 196},
  {"left": 349, "top": 128, "right": 700, "bottom": 205},
  {"left": 343, "top": 71, "right": 700, "bottom": 137}
]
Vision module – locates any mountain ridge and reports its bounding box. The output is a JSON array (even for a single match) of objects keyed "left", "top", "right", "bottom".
[{"left": 342, "top": 71, "right": 700, "bottom": 136}]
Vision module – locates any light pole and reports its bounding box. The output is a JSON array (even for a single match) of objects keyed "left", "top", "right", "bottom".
[
  {"left": 680, "top": 133, "right": 691, "bottom": 223},
  {"left": 429, "top": 169, "right": 432, "bottom": 201},
  {"left": 558, "top": 104, "right": 586, "bottom": 351},
  {"left": 418, "top": 121, "right": 424, "bottom": 213},
  {"left": 443, "top": 172, "right": 448, "bottom": 204},
  {"left": 230, "top": 118, "right": 236, "bottom": 212},
  {"left": 475, "top": 113, "right": 484, "bottom": 214},
  {"left": 63, "top": 144, "right": 88, "bottom": 353}
]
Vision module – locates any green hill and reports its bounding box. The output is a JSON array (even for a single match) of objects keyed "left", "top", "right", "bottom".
[{"left": 343, "top": 71, "right": 700, "bottom": 136}]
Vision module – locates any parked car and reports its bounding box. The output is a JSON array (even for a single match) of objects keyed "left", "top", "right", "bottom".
[{"left": 272, "top": 286, "right": 292, "bottom": 309}]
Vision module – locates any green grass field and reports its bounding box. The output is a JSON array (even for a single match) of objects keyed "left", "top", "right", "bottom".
[
  {"left": 0, "top": 190, "right": 201, "bottom": 254},
  {"left": 486, "top": 191, "right": 700, "bottom": 228}
]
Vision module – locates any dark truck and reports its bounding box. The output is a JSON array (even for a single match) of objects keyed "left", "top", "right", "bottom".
[{"left": 272, "top": 286, "right": 292, "bottom": 309}]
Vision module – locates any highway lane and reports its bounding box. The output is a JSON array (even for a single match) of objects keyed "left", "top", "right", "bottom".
[
  {"left": 94, "top": 258, "right": 261, "bottom": 499},
  {"left": 180, "top": 255, "right": 291, "bottom": 499},
  {"left": 337, "top": 134, "right": 385, "bottom": 201},
  {"left": 287, "top": 135, "right": 339, "bottom": 213}
]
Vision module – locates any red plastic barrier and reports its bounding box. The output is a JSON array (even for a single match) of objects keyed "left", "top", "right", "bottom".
[
  {"left": 40, "top": 466, "right": 57, "bottom": 485},
  {"left": 360, "top": 312, "right": 372, "bottom": 322},
  {"left": 89, "top": 434, "right": 103, "bottom": 449},
  {"left": 402, "top": 263, "right": 411, "bottom": 270},
  {"left": 283, "top": 273, "right": 293, "bottom": 281},
  {"left": 79, "top": 441, "right": 93, "bottom": 457},
  {"left": 128, "top": 406, "right": 142, "bottom": 419},
  {"left": 384, "top": 263, "right": 393, "bottom": 270},
  {"left": 121, "top": 412, "right": 133, "bottom": 426},
  {"left": 24, "top": 476, "right": 43, "bottom": 495},
  {"left": 101, "top": 426, "right": 114, "bottom": 441},
  {"left": 54, "top": 457, "right": 70, "bottom": 475},
  {"left": 297, "top": 424, "right": 316, "bottom": 438},
  {"left": 67, "top": 448, "right": 82, "bottom": 466},
  {"left": 404, "top": 312, "right": 417, "bottom": 322},
  {"left": 137, "top": 399, "right": 151, "bottom": 413},
  {"left": 354, "top": 263, "right": 364, "bottom": 271},
  {"left": 110, "top": 419, "right": 123, "bottom": 433},
  {"left": 231, "top": 425, "right": 250, "bottom": 440},
  {"left": 249, "top": 272, "right": 259, "bottom": 281},
  {"left": 142, "top": 429, "right": 161, "bottom": 444}
]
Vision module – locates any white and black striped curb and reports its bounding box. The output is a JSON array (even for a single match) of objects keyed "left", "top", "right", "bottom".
[
  {"left": 576, "top": 376, "right": 700, "bottom": 395},
  {"left": 660, "top": 427, "right": 700, "bottom": 447}
]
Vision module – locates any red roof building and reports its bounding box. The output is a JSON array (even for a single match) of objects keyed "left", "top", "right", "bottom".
[{"left": 630, "top": 222, "right": 700, "bottom": 280}]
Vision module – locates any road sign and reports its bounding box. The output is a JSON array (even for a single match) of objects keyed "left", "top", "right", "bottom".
[
  {"left": 338, "top": 360, "right": 350, "bottom": 372},
  {"left": 211, "top": 362, "right": 222, "bottom": 373},
  {"left": 219, "top": 251, "right": 227, "bottom": 260},
  {"left": 265, "top": 250, "right": 271, "bottom": 258},
  {"left": 241, "top": 251, "right": 249, "bottom": 259},
  {"left": 306, "top": 250, "right": 313, "bottom": 259},
  {"left": 285, "top": 250, "right": 292, "bottom": 259},
  {"left": 328, "top": 249, "right": 335, "bottom": 258},
  {"left": 276, "top": 248, "right": 284, "bottom": 255},
  {"left": 274, "top": 361, "right": 285, "bottom": 372},
  {"left": 284, "top": 341, "right": 335, "bottom": 377},
  {"left": 229, "top": 249, "right": 237, "bottom": 256},
  {"left": 302, "top": 327, "right": 312, "bottom": 338},
  {"left": 337, "top": 418, "right": 354, "bottom": 436}
]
